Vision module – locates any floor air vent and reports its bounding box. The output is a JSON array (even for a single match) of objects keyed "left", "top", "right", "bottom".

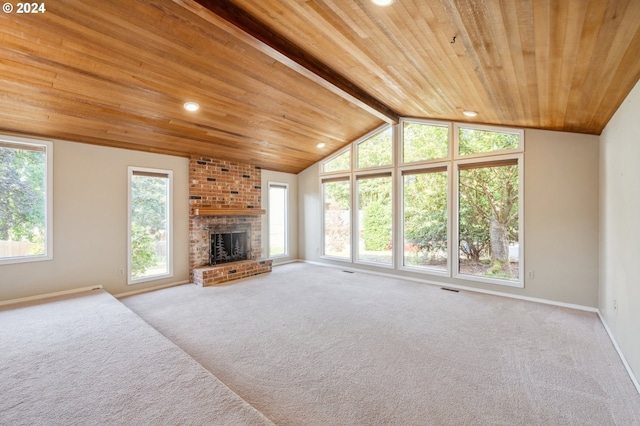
[
  {"left": 342, "top": 270, "right": 355, "bottom": 274},
  {"left": 440, "top": 287, "right": 459, "bottom": 293}
]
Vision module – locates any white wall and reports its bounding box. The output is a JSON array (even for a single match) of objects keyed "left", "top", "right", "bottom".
[
  {"left": 0, "top": 139, "right": 190, "bottom": 301},
  {"left": 298, "top": 128, "right": 600, "bottom": 307},
  {"left": 262, "top": 170, "right": 298, "bottom": 264},
  {"left": 600, "top": 79, "right": 640, "bottom": 380},
  {"left": 298, "top": 163, "right": 321, "bottom": 262}
]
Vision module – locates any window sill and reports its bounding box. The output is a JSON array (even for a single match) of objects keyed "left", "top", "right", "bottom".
[
  {"left": 128, "top": 272, "right": 173, "bottom": 286},
  {"left": 0, "top": 254, "right": 53, "bottom": 266},
  {"left": 453, "top": 272, "right": 523, "bottom": 288}
]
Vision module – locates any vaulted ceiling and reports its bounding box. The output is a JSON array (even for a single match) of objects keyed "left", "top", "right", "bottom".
[{"left": 1, "top": 0, "right": 639, "bottom": 174}]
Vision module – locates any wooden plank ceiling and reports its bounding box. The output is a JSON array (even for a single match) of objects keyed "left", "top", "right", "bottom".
[{"left": 1, "top": 0, "right": 639, "bottom": 174}]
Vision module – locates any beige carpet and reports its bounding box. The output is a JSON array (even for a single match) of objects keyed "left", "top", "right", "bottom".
[
  {"left": 122, "top": 263, "right": 640, "bottom": 425},
  {"left": 0, "top": 290, "right": 274, "bottom": 426}
]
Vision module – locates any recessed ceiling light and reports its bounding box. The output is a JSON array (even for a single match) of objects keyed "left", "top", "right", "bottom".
[
  {"left": 183, "top": 102, "right": 200, "bottom": 112},
  {"left": 463, "top": 110, "right": 478, "bottom": 117},
  {"left": 317, "top": 143, "right": 326, "bottom": 148},
  {"left": 371, "top": 0, "right": 394, "bottom": 6}
]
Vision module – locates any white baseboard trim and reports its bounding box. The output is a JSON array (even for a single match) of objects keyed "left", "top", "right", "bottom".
[
  {"left": 597, "top": 311, "right": 640, "bottom": 395},
  {"left": 301, "top": 260, "right": 598, "bottom": 312},
  {"left": 114, "top": 280, "right": 191, "bottom": 298},
  {"left": 271, "top": 258, "right": 300, "bottom": 266},
  {"left": 0, "top": 285, "right": 104, "bottom": 308}
]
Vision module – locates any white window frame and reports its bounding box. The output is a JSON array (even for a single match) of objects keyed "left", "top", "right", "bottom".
[
  {"left": 127, "top": 166, "right": 173, "bottom": 285},
  {"left": 453, "top": 123, "right": 524, "bottom": 160},
  {"left": 453, "top": 123, "right": 524, "bottom": 287},
  {"left": 354, "top": 170, "right": 395, "bottom": 269},
  {"left": 0, "top": 135, "right": 53, "bottom": 265},
  {"left": 355, "top": 124, "right": 394, "bottom": 171},
  {"left": 453, "top": 152, "right": 524, "bottom": 288},
  {"left": 399, "top": 162, "right": 451, "bottom": 276},
  {"left": 320, "top": 146, "right": 352, "bottom": 175},
  {"left": 399, "top": 118, "right": 452, "bottom": 166},
  {"left": 317, "top": 120, "right": 525, "bottom": 288},
  {"left": 320, "top": 175, "right": 352, "bottom": 261},
  {"left": 268, "top": 182, "right": 289, "bottom": 258}
]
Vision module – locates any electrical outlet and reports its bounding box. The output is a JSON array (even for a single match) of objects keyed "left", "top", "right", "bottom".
[
  {"left": 527, "top": 271, "right": 534, "bottom": 279},
  {"left": 614, "top": 299, "right": 618, "bottom": 314},
  {"left": 118, "top": 268, "right": 125, "bottom": 276}
]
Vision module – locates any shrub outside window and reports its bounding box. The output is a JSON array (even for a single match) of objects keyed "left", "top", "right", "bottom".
[
  {"left": 402, "top": 167, "right": 448, "bottom": 272},
  {"left": 456, "top": 158, "right": 521, "bottom": 284},
  {"left": 322, "top": 149, "right": 351, "bottom": 173},
  {"left": 0, "top": 136, "right": 53, "bottom": 265},
  {"left": 457, "top": 125, "right": 522, "bottom": 157},
  {"left": 322, "top": 178, "right": 351, "bottom": 260},
  {"left": 128, "top": 167, "right": 172, "bottom": 284},
  {"left": 357, "top": 127, "right": 393, "bottom": 169},
  {"left": 357, "top": 173, "right": 393, "bottom": 265},
  {"left": 319, "top": 120, "right": 524, "bottom": 287},
  {"left": 402, "top": 121, "right": 449, "bottom": 163}
]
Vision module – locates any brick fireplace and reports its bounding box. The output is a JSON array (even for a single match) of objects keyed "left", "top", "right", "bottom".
[{"left": 189, "top": 156, "right": 272, "bottom": 286}]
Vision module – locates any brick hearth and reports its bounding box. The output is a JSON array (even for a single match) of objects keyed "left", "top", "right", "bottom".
[
  {"left": 193, "top": 259, "right": 273, "bottom": 286},
  {"left": 189, "top": 156, "right": 272, "bottom": 285}
]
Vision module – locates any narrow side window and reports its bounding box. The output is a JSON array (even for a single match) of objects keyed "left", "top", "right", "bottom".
[
  {"left": 268, "top": 183, "right": 288, "bottom": 257},
  {"left": 128, "top": 167, "right": 172, "bottom": 284}
]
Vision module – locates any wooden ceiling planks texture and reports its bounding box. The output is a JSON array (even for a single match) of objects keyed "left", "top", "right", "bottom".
[
  {"left": 233, "top": 0, "right": 640, "bottom": 134},
  {"left": 0, "top": 0, "right": 382, "bottom": 173},
  {"left": 1, "top": 0, "right": 640, "bottom": 174}
]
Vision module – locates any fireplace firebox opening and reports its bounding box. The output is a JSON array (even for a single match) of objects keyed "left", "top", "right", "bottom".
[{"left": 210, "top": 231, "right": 249, "bottom": 265}]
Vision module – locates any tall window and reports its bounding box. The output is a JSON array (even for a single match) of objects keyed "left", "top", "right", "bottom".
[
  {"left": 454, "top": 124, "right": 523, "bottom": 286},
  {"left": 357, "top": 174, "right": 393, "bottom": 265},
  {"left": 456, "top": 159, "right": 521, "bottom": 283},
  {"left": 128, "top": 167, "right": 172, "bottom": 284},
  {"left": 0, "top": 136, "right": 52, "bottom": 264},
  {"left": 400, "top": 120, "right": 450, "bottom": 273},
  {"left": 268, "top": 183, "right": 288, "bottom": 257},
  {"left": 402, "top": 168, "right": 448, "bottom": 272},
  {"left": 322, "top": 178, "right": 351, "bottom": 259}
]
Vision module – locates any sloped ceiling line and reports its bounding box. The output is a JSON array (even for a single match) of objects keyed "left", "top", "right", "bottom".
[{"left": 187, "top": 0, "right": 400, "bottom": 124}]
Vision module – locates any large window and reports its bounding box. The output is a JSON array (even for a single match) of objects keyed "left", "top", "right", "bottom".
[
  {"left": 320, "top": 120, "right": 524, "bottom": 287},
  {"left": 456, "top": 159, "right": 520, "bottom": 282},
  {"left": 402, "top": 167, "right": 448, "bottom": 272},
  {"left": 322, "top": 178, "right": 351, "bottom": 259},
  {"left": 357, "top": 173, "right": 393, "bottom": 265},
  {"left": 128, "top": 167, "right": 172, "bottom": 284},
  {"left": 0, "top": 136, "right": 52, "bottom": 264},
  {"left": 453, "top": 124, "right": 523, "bottom": 286},
  {"left": 268, "top": 182, "right": 288, "bottom": 257}
]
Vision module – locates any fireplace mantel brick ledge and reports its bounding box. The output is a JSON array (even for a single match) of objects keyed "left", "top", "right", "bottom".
[{"left": 193, "top": 259, "right": 273, "bottom": 286}]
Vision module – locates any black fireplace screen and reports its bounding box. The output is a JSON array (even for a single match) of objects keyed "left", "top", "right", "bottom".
[{"left": 210, "top": 231, "right": 248, "bottom": 265}]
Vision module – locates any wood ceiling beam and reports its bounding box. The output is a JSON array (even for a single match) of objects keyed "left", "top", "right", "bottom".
[{"left": 182, "top": 0, "right": 400, "bottom": 124}]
